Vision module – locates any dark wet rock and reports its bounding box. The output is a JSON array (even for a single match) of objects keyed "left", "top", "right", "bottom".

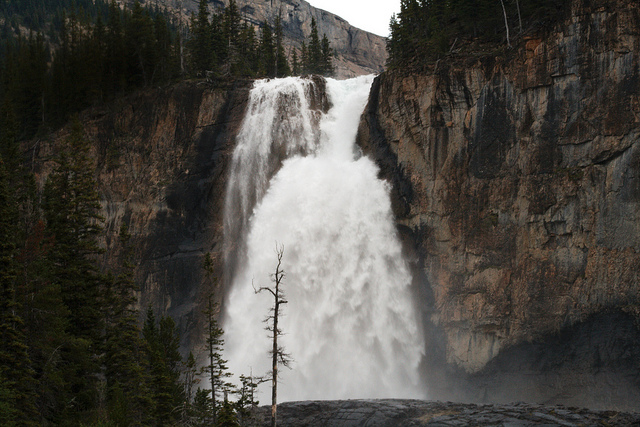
[{"left": 250, "top": 399, "right": 640, "bottom": 426}]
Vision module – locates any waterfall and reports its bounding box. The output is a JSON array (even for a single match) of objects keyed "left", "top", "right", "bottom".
[{"left": 223, "top": 75, "right": 425, "bottom": 401}]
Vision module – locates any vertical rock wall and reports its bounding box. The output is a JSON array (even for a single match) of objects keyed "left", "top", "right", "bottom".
[
  {"left": 358, "top": 0, "right": 640, "bottom": 410},
  {"left": 35, "top": 80, "right": 250, "bottom": 350}
]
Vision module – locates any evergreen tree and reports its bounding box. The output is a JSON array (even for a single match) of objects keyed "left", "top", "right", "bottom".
[
  {"left": 105, "top": 0, "right": 126, "bottom": 97},
  {"left": 104, "top": 223, "right": 153, "bottom": 426},
  {"left": 200, "top": 295, "right": 233, "bottom": 424},
  {"left": 124, "top": 1, "right": 156, "bottom": 87},
  {"left": 300, "top": 18, "right": 332, "bottom": 76},
  {"left": 274, "top": 14, "right": 290, "bottom": 78},
  {"left": 41, "top": 117, "right": 105, "bottom": 421},
  {"left": 43, "top": 117, "right": 104, "bottom": 343},
  {"left": 234, "top": 22, "right": 258, "bottom": 77},
  {"left": 320, "top": 34, "right": 333, "bottom": 76},
  {"left": 235, "top": 372, "right": 260, "bottom": 426},
  {"left": 188, "top": 0, "right": 212, "bottom": 76},
  {"left": 307, "top": 17, "right": 322, "bottom": 74},
  {"left": 0, "top": 155, "right": 38, "bottom": 425},
  {"left": 222, "top": 0, "right": 241, "bottom": 75},
  {"left": 291, "top": 49, "right": 300, "bottom": 76},
  {"left": 143, "top": 307, "right": 185, "bottom": 425},
  {"left": 259, "top": 23, "right": 276, "bottom": 78}
]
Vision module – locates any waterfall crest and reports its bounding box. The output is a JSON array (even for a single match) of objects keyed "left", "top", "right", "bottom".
[{"left": 223, "top": 75, "right": 425, "bottom": 401}]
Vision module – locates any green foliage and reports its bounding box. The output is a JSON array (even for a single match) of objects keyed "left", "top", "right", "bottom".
[
  {"left": 0, "top": 154, "right": 38, "bottom": 425},
  {"left": 143, "top": 307, "right": 185, "bottom": 426},
  {"left": 43, "top": 118, "right": 104, "bottom": 342},
  {"left": 104, "top": 223, "right": 153, "bottom": 426},
  {"left": 299, "top": 18, "right": 333, "bottom": 76}
]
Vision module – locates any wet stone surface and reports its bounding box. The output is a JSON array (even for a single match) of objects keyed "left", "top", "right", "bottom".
[{"left": 251, "top": 399, "right": 640, "bottom": 426}]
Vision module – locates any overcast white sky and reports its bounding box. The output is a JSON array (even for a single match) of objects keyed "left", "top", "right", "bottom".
[{"left": 305, "top": 0, "right": 400, "bottom": 37}]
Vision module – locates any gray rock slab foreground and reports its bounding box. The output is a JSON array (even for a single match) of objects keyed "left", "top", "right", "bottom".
[{"left": 250, "top": 399, "right": 640, "bottom": 426}]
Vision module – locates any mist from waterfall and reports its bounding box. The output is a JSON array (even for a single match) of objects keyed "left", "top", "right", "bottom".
[{"left": 223, "top": 75, "right": 425, "bottom": 401}]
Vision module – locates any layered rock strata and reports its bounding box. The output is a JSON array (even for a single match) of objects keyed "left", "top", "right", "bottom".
[{"left": 357, "top": 0, "right": 640, "bottom": 410}]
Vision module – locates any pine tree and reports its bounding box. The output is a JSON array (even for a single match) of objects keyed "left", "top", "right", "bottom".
[
  {"left": 320, "top": 34, "right": 333, "bottom": 76},
  {"left": 291, "top": 49, "right": 300, "bottom": 76},
  {"left": 259, "top": 23, "right": 276, "bottom": 77},
  {"left": 41, "top": 117, "right": 105, "bottom": 421},
  {"left": 307, "top": 17, "right": 322, "bottom": 74},
  {"left": 105, "top": 0, "right": 126, "bottom": 97},
  {"left": 235, "top": 372, "right": 260, "bottom": 426},
  {"left": 200, "top": 295, "right": 233, "bottom": 424},
  {"left": 104, "top": 223, "right": 153, "bottom": 426},
  {"left": 0, "top": 155, "right": 38, "bottom": 425},
  {"left": 188, "top": 0, "right": 212, "bottom": 76},
  {"left": 43, "top": 117, "right": 104, "bottom": 343},
  {"left": 222, "top": 0, "right": 241, "bottom": 75},
  {"left": 274, "top": 14, "right": 290, "bottom": 78},
  {"left": 143, "top": 307, "right": 185, "bottom": 426}
]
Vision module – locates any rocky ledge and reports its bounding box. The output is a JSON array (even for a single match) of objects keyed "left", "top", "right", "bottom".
[{"left": 253, "top": 399, "right": 640, "bottom": 426}]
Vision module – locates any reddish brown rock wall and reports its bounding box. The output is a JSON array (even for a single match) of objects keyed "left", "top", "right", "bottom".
[{"left": 358, "top": 0, "right": 640, "bottom": 410}]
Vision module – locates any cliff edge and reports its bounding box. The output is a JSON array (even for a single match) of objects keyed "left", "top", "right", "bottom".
[{"left": 358, "top": 0, "right": 640, "bottom": 410}]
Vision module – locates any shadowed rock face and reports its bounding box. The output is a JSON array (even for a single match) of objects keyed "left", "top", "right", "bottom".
[
  {"left": 33, "top": 80, "right": 252, "bottom": 350},
  {"left": 357, "top": 0, "right": 640, "bottom": 411}
]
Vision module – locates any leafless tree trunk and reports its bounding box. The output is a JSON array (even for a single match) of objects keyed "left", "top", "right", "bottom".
[
  {"left": 499, "top": 0, "right": 511, "bottom": 47},
  {"left": 515, "top": 0, "right": 523, "bottom": 33},
  {"left": 255, "top": 244, "right": 291, "bottom": 427}
]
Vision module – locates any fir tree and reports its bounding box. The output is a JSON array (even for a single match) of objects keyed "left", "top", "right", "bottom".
[
  {"left": 41, "top": 117, "right": 105, "bottom": 421},
  {"left": 259, "top": 23, "right": 276, "bottom": 77},
  {"left": 200, "top": 295, "right": 233, "bottom": 424},
  {"left": 0, "top": 155, "right": 38, "bottom": 425},
  {"left": 188, "top": 0, "right": 212, "bottom": 76},
  {"left": 43, "top": 117, "right": 104, "bottom": 343},
  {"left": 143, "top": 307, "right": 185, "bottom": 425},
  {"left": 104, "top": 223, "right": 153, "bottom": 426},
  {"left": 274, "top": 14, "right": 290, "bottom": 77}
]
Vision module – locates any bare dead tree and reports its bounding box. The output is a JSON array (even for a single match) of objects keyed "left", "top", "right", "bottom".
[
  {"left": 254, "top": 244, "right": 292, "bottom": 427},
  {"left": 499, "top": 0, "right": 512, "bottom": 48},
  {"left": 515, "top": 0, "right": 523, "bottom": 33}
]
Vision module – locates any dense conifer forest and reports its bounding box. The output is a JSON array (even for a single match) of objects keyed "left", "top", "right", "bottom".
[
  {"left": 386, "top": 0, "right": 567, "bottom": 69},
  {"left": 0, "top": 0, "right": 333, "bottom": 424}
]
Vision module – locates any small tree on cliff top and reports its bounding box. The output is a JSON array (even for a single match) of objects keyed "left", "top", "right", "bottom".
[{"left": 254, "top": 244, "right": 292, "bottom": 427}]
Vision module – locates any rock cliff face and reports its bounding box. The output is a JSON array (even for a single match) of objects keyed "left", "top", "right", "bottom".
[
  {"left": 35, "top": 80, "right": 251, "bottom": 349},
  {"left": 146, "top": 0, "right": 388, "bottom": 78},
  {"left": 230, "top": 0, "right": 388, "bottom": 78},
  {"left": 358, "top": 0, "right": 640, "bottom": 410}
]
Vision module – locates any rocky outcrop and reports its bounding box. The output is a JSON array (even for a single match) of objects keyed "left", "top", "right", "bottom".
[
  {"left": 34, "top": 80, "right": 251, "bottom": 349},
  {"left": 147, "top": 0, "right": 388, "bottom": 78},
  {"left": 358, "top": 0, "right": 640, "bottom": 411},
  {"left": 251, "top": 399, "right": 640, "bottom": 426},
  {"left": 220, "top": 0, "right": 388, "bottom": 78}
]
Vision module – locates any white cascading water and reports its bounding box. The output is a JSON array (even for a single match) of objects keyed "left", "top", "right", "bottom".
[{"left": 223, "top": 75, "right": 425, "bottom": 401}]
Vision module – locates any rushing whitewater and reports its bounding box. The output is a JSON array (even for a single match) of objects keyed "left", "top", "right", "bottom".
[{"left": 223, "top": 75, "right": 425, "bottom": 401}]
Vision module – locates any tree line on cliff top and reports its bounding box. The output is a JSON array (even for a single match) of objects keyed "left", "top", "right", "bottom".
[
  {"left": 387, "top": 0, "right": 568, "bottom": 69},
  {"left": 0, "top": 0, "right": 334, "bottom": 142}
]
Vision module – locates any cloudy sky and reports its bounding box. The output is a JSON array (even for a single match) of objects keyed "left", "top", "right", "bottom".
[{"left": 305, "top": 0, "right": 400, "bottom": 37}]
